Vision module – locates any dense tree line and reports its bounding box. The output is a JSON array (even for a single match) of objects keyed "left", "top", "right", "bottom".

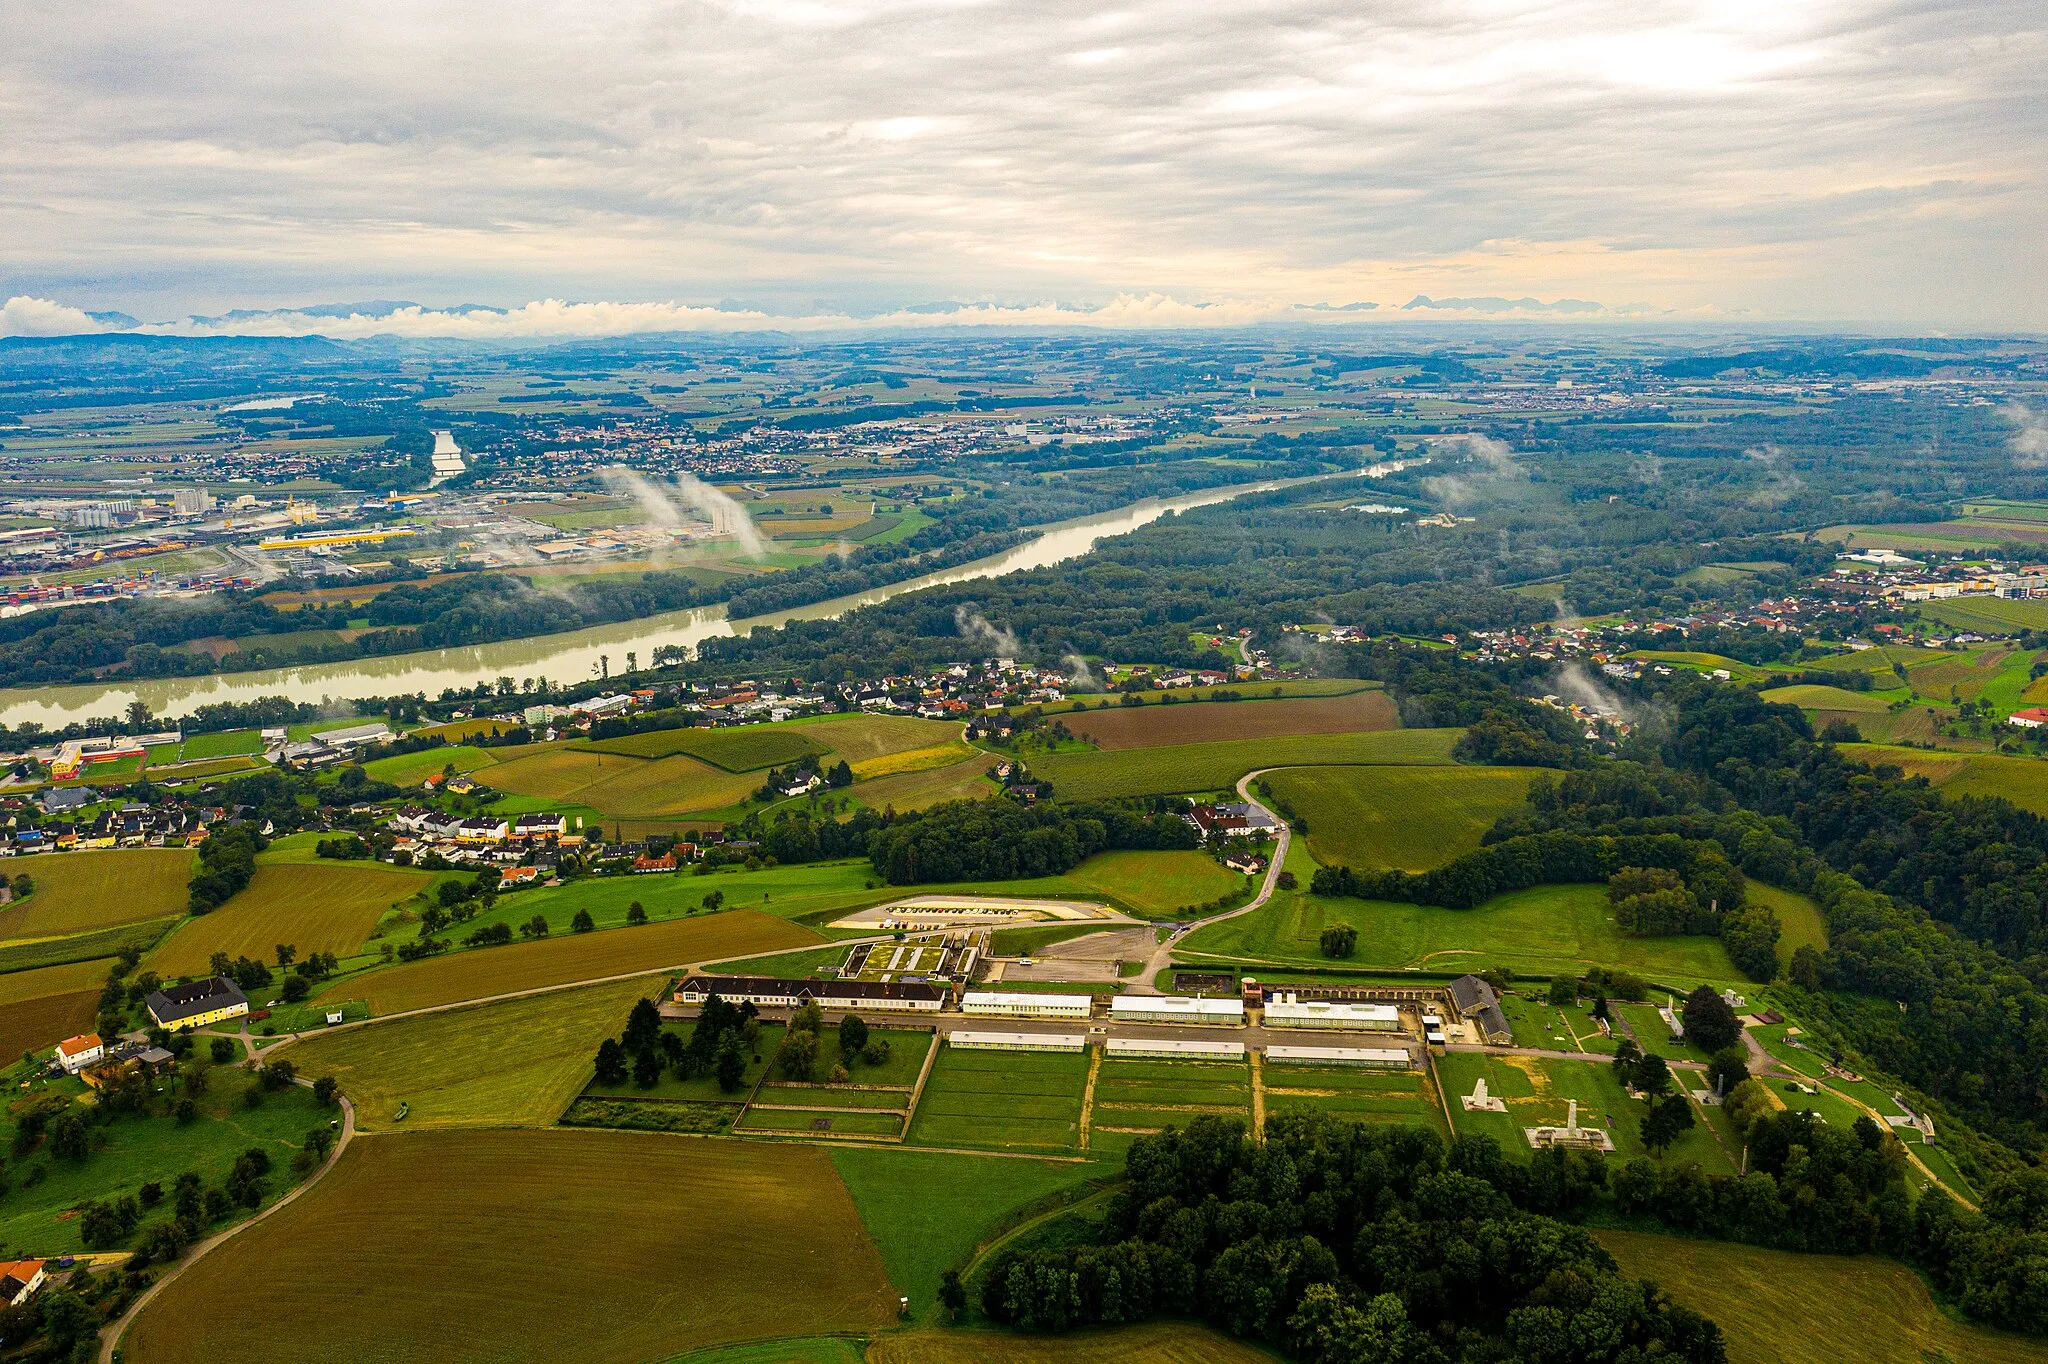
[
  {"left": 980, "top": 1115, "right": 1726, "bottom": 1363},
  {"left": 187, "top": 824, "right": 262, "bottom": 914},
  {"left": 867, "top": 796, "right": 1198, "bottom": 883}
]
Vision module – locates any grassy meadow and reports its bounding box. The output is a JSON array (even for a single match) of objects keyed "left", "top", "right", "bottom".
[
  {"left": 1843, "top": 743, "right": 2048, "bottom": 816},
  {"left": 907, "top": 1047, "right": 1090, "bottom": 1153},
  {"left": 1031, "top": 728, "right": 1462, "bottom": 800},
  {"left": 121, "top": 1131, "right": 901, "bottom": 1364},
  {"left": 1596, "top": 1229, "right": 2048, "bottom": 1364},
  {"left": 1264, "top": 764, "right": 1534, "bottom": 871},
  {"left": 285, "top": 978, "right": 648, "bottom": 1129},
  {"left": 1180, "top": 882, "right": 1740, "bottom": 985}
]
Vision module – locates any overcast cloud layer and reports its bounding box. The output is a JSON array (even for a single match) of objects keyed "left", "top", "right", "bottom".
[{"left": 2, "top": 0, "right": 2044, "bottom": 334}]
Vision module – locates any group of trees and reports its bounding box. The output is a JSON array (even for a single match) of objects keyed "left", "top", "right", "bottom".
[
  {"left": 867, "top": 796, "right": 1197, "bottom": 884},
  {"left": 980, "top": 1115, "right": 1726, "bottom": 1363},
  {"left": 594, "top": 997, "right": 678, "bottom": 1090},
  {"left": 187, "top": 823, "right": 262, "bottom": 913}
]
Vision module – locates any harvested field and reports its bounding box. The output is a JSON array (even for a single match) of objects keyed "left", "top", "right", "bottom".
[
  {"left": 0, "top": 848, "right": 192, "bottom": 939},
  {"left": 120, "top": 1131, "right": 900, "bottom": 1364},
  {"left": 792, "top": 714, "right": 961, "bottom": 762},
  {"left": 575, "top": 752, "right": 762, "bottom": 816},
  {"left": 587, "top": 726, "right": 827, "bottom": 770},
  {"left": 1756, "top": 683, "right": 1891, "bottom": 713},
  {"left": 1032, "top": 728, "right": 1460, "bottom": 801},
  {"left": 344, "top": 909, "right": 818, "bottom": 1014},
  {"left": 1264, "top": 765, "right": 1535, "bottom": 871},
  {"left": 286, "top": 978, "right": 647, "bottom": 1130},
  {"left": 149, "top": 861, "right": 428, "bottom": 976},
  {"left": 849, "top": 741, "right": 978, "bottom": 780},
  {"left": 1596, "top": 1229, "right": 2048, "bottom": 1364},
  {"left": 852, "top": 753, "right": 1001, "bottom": 812},
  {"left": 1071, "top": 692, "right": 1398, "bottom": 750},
  {"left": 0, "top": 990, "right": 97, "bottom": 1064}
]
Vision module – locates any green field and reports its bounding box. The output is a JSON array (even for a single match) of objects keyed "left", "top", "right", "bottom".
[
  {"left": 1030, "top": 728, "right": 1462, "bottom": 800},
  {"left": 586, "top": 725, "right": 828, "bottom": 770},
  {"left": 1843, "top": 743, "right": 2048, "bottom": 816},
  {"left": 1921, "top": 595, "right": 2048, "bottom": 636},
  {"left": 1061, "top": 850, "right": 1246, "bottom": 917},
  {"left": 361, "top": 743, "right": 498, "bottom": 787},
  {"left": 121, "top": 1131, "right": 901, "bottom": 1364},
  {"left": 176, "top": 728, "right": 268, "bottom": 760},
  {"left": 1743, "top": 879, "right": 1828, "bottom": 966},
  {"left": 1180, "top": 881, "right": 1740, "bottom": 985},
  {"left": 908, "top": 1047, "right": 1090, "bottom": 1153},
  {"left": 832, "top": 1146, "right": 1102, "bottom": 1316},
  {"left": 850, "top": 752, "right": 1002, "bottom": 812},
  {"left": 0, "top": 848, "right": 193, "bottom": 938},
  {"left": 0, "top": 1073, "right": 327, "bottom": 1257},
  {"left": 285, "top": 978, "right": 649, "bottom": 1130},
  {"left": 149, "top": 861, "right": 429, "bottom": 977},
  {"left": 1756, "top": 683, "right": 1892, "bottom": 713},
  {"left": 1625, "top": 650, "right": 1775, "bottom": 682},
  {"left": 0, "top": 916, "right": 178, "bottom": 976},
  {"left": 1264, "top": 764, "right": 1535, "bottom": 871},
  {"left": 1262, "top": 1065, "right": 1441, "bottom": 1131},
  {"left": 1596, "top": 1229, "right": 2048, "bottom": 1364}
]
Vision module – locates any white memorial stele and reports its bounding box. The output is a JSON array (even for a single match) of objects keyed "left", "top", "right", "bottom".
[{"left": 1461, "top": 1077, "right": 1507, "bottom": 1113}]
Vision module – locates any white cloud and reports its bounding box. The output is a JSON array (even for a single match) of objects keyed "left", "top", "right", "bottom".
[
  {"left": 1, "top": 0, "right": 2042, "bottom": 325},
  {"left": 0, "top": 297, "right": 118, "bottom": 338}
]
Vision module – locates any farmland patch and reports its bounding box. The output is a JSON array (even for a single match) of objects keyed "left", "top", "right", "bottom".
[
  {"left": 149, "top": 861, "right": 428, "bottom": 977},
  {"left": 1069, "top": 692, "right": 1398, "bottom": 751}
]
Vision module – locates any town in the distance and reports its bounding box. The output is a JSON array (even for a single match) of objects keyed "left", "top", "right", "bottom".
[{"left": 2, "top": 330, "right": 2047, "bottom": 1364}]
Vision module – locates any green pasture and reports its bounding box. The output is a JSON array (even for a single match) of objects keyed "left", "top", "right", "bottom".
[
  {"left": 361, "top": 744, "right": 498, "bottom": 787},
  {"left": 177, "top": 729, "right": 268, "bottom": 760},
  {"left": 585, "top": 726, "right": 828, "bottom": 771},
  {"left": 1842, "top": 742, "right": 2048, "bottom": 816},
  {"left": 1263, "top": 764, "right": 1535, "bottom": 871},
  {"left": 1435, "top": 1051, "right": 1731, "bottom": 1173},
  {"left": 1179, "top": 881, "right": 1740, "bottom": 986},
  {"left": 1029, "top": 728, "right": 1461, "bottom": 800}
]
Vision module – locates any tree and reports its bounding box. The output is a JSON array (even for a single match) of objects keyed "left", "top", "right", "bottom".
[
  {"left": 777, "top": 1030, "right": 819, "bottom": 1080},
  {"left": 828, "top": 759, "right": 854, "bottom": 788},
  {"left": 282, "top": 974, "right": 310, "bottom": 1002},
  {"left": 518, "top": 913, "right": 550, "bottom": 939},
  {"left": 1634, "top": 1052, "right": 1672, "bottom": 1096},
  {"left": 838, "top": 1013, "right": 870, "bottom": 1060},
  {"left": 259, "top": 1058, "right": 297, "bottom": 1091},
  {"left": 632, "top": 1048, "right": 661, "bottom": 1088},
  {"left": 624, "top": 998, "right": 663, "bottom": 1056},
  {"left": 1682, "top": 985, "right": 1741, "bottom": 1054},
  {"left": 1319, "top": 924, "right": 1357, "bottom": 959},
  {"left": 715, "top": 1037, "right": 747, "bottom": 1093},
  {"left": 626, "top": 901, "right": 648, "bottom": 925},
  {"left": 594, "top": 1038, "right": 628, "bottom": 1085},
  {"left": 1641, "top": 1094, "right": 1697, "bottom": 1152},
  {"left": 313, "top": 1075, "right": 341, "bottom": 1105},
  {"left": 791, "top": 1000, "right": 823, "bottom": 1037},
  {"left": 1788, "top": 944, "right": 1824, "bottom": 990},
  {"left": 275, "top": 943, "right": 296, "bottom": 968},
  {"left": 937, "top": 1268, "right": 966, "bottom": 1320},
  {"left": 571, "top": 908, "right": 595, "bottom": 933},
  {"left": 209, "top": 1037, "right": 236, "bottom": 1064},
  {"left": 1707, "top": 1046, "right": 1750, "bottom": 1097},
  {"left": 1548, "top": 976, "right": 1578, "bottom": 1006},
  {"left": 702, "top": 890, "right": 725, "bottom": 912}
]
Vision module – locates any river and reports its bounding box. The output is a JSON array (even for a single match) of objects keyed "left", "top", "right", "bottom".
[{"left": 0, "top": 462, "right": 1418, "bottom": 729}]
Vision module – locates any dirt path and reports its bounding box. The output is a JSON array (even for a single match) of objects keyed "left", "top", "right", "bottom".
[{"left": 100, "top": 1085, "right": 356, "bottom": 1363}]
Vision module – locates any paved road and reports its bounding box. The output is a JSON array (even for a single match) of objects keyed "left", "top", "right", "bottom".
[
  {"left": 1128, "top": 769, "right": 1291, "bottom": 994},
  {"left": 99, "top": 1084, "right": 356, "bottom": 1363}
]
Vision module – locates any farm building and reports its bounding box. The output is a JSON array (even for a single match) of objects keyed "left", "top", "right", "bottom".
[
  {"left": 961, "top": 991, "right": 1093, "bottom": 1019},
  {"left": 144, "top": 976, "right": 250, "bottom": 1031},
  {"left": 54, "top": 1034, "right": 103, "bottom": 1074},
  {"left": 1109, "top": 994, "right": 1245, "bottom": 1026},
  {"left": 1106, "top": 1036, "right": 1246, "bottom": 1060},
  {"left": 1263, "top": 997, "right": 1401, "bottom": 1031},
  {"left": 949, "top": 1031, "right": 1087, "bottom": 1053},
  {"left": 0, "top": 1260, "right": 45, "bottom": 1307},
  {"left": 673, "top": 975, "right": 946, "bottom": 1013},
  {"left": 1447, "top": 974, "right": 1513, "bottom": 1045},
  {"left": 1265, "top": 1045, "right": 1413, "bottom": 1070}
]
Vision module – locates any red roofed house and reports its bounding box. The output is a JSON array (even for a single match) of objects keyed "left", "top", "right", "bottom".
[
  {"left": 633, "top": 851, "right": 678, "bottom": 874},
  {"left": 0, "top": 1259, "right": 45, "bottom": 1305},
  {"left": 2009, "top": 708, "right": 2048, "bottom": 729},
  {"left": 54, "top": 1034, "right": 103, "bottom": 1075}
]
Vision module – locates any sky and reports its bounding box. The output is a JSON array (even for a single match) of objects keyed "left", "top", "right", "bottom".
[{"left": 2, "top": 0, "right": 2045, "bottom": 336}]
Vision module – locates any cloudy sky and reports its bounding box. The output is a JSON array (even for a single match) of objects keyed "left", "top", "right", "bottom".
[{"left": 3, "top": 0, "right": 2044, "bottom": 334}]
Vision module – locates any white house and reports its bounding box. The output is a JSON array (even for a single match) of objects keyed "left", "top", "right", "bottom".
[
  {"left": 960, "top": 991, "right": 1093, "bottom": 1020},
  {"left": 54, "top": 1033, "right": 103, "bottom": 1074}
]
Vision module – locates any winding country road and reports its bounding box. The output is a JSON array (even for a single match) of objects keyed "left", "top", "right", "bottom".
[
  {"left": 99, "top": 1083, "right": 357, "bottom": 1363},
  {"left": 1127, "top": 768, "right": 1292, "bottom": 994}
]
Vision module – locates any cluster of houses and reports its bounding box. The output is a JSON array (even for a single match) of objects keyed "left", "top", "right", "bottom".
[
  {"left": 8, "top": 788, "right": 219, "bottom": 854},
  {"left": 387, "top": 808, "right": 577, "bottom": 866},
  {"left": 1830, "top": 550, "right": 2048, "bottom": 603}
]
